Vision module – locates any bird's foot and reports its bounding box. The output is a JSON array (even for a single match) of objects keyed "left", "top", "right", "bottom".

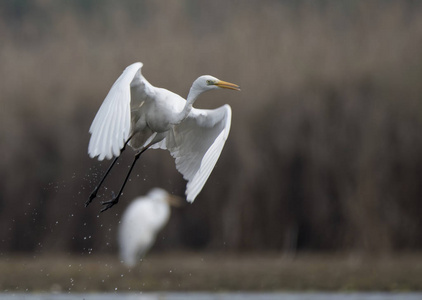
[
  {"left": 100, "top": 194, "right": 120, "bottom": 213},
  {"left": 85, "top": 189, "right": 98, "bottom": 207}
]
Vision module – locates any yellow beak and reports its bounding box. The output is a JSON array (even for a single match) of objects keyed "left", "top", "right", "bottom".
[
  {"left": 216, "top": 80, "right": 241, "bottom": 91},
  {"left": 165, "top": 194, "right": 184, "bottom": 207}
]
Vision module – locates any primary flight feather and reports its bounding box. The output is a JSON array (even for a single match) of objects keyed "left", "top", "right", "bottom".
[{"left": 87, "top": 62, "right": 240, "bottom": 212}]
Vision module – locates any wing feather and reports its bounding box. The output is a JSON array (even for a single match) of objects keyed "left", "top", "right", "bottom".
[
  {"left": 88, "top": 62, "right": 144, "bottom": 160},
  {"left": 164, "top": 105, "right": 232, "bottom": 202}
]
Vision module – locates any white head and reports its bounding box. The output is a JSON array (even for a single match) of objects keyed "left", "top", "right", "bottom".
[
  {"left": 186, "top": 75, "right": 240, "bottom": 104},
  {"left": 147, "top": 188, "right": 183, "bottom": 207},
  {"left": 192, "top": 75, "right": 240, "bottom": 92},
  {"left": 147, "top": 187, "right": 170, "bottom": 202}
]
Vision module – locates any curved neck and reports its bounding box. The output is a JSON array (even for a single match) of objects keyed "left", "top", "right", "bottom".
[{"left": 172, "top": 86, "right": 202, "bottom": 125}]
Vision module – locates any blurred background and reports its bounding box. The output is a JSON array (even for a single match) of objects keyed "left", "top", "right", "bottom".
[{"left": 1, "top": 0, "right": 422, "bottom": 261}]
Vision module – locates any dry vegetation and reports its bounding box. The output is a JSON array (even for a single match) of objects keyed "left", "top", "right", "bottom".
[
  {"left": 1, "top": 253, "right": 422, "bottom": 292},
  {"left": 0, "top": 0, "right": 422, "bottom": 257}
]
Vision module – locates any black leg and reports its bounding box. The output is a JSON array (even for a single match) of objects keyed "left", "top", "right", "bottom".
[
  {"left": 86, "top": 138, "right": 131, "bottom": 207},
  {"left": 100, "top": 146, "right": 149, "bottom": 213}
]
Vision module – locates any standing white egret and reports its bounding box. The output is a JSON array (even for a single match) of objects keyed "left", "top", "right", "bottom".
[
  {"left": 86, "top": 62, "right": 239, "bottom": 212},
  {"left": 118, "top": 188, "right": 182, "bottom": 267}
]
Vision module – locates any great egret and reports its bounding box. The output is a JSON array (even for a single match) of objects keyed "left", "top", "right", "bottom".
[
  {"left": 86, "top": 62, "right": 239, "bottom": 212},
  {"left": 118, "top": 188, "right": 182, "bottom": 267}
]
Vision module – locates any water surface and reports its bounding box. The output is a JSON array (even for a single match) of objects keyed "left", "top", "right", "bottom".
[{"left": 1, "top": 292, "right": 421, "bottom": 300}]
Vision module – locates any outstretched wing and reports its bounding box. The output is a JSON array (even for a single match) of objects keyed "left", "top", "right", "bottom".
[
  {"left": 88, "top": 62, "right": 151, "bottom": 160},
  {"left": 161, "top": 105, "right": 232, "bottom": 202}
]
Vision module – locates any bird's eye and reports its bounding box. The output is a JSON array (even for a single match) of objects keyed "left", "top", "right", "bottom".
[{"left": 206, "top": 80, "right": 213, "bottom": 85}]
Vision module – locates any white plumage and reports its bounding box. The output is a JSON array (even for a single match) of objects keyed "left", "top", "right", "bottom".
[
  {"left": 87, "top": 62, "right": 239, "bottom": 211},
  {"left": 118, "top": 188, "right": 181, "bottom": 267}
]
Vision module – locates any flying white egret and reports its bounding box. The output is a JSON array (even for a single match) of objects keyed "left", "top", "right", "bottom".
[
  {"left": 118, "top": 188, "right": 182, "bottom": 267},
  {"left": 86, "top": 62, "right": 240, "bottom": 212}
]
